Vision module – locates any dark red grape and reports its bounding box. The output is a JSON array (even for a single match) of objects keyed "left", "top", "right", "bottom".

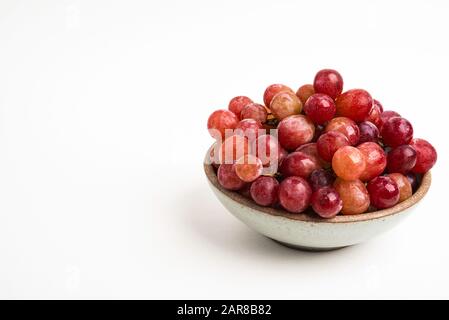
[
  {"left": 367, "top": 176, "right": 399, "bottom": 209},
  {"left": 410, "top": 138, "right": 437, "bottom": 173},
  {"left": 304, "top": 93, "right": 336, "bottom": 124},
  {"left": 378, "top": 110, "right": 400, "bottom": 131},
  {"left": 358, "top": 121, "right": 379, "bottom": 144},
  {"left": 386, "top": 145, "right": 417, "bottom": 174},
  {"left": 308, "top": 169, "right": 335, "bottom": 191},
  {"left": 217, "top": 164, "right": 246, "bottom": 190},
  {"left": 316, "top": 131, "right": 350, "bottom": 162},
  {"left": 311, "top": 187, "right": 343, "bottom": 218},
  {"left": 381, "top": 117, "right": 413, "bottom": 147},
  {"left": 405, "top": 172, "right": 419, "bottom": 192},
  {"left": 335, "top": 89, "right": 373, "bottom": 122},
  {"left": 313, "top": 69, "right": 343, "bottom": 99},
  {"left": 250, "top": 176, "right": 279, "bottom": 206},
  {"left": 280, "top": 151, "right": 321, "bottom": 179},
  {"left": 279, "top": 176, "right": 312, "bottom": 213}
]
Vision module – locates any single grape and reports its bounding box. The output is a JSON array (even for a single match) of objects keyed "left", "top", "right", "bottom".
[
  {"left": 358, "top": 121, "right": 379, "bottom": 144},
  {"left": 280, "top": 151, "right": 321, "bottom": 179},
  {"left": 405, "top": 172, "right": 419, "bottom": 192},
  {"left": 316, "top": 131, "right": 350, "bottom": 162},
  {"left": 217, "top": 164, "right": 246, "bottom": 190},
  {"left": 332, "top": 146, "right": 366, "bottom": 181},
  {"left": 365, "top": 99, "right": 383, "bottom": 127},
  {"left": 279, "top": 176, "right": 312, "bottom": 213},
  {"left": 263, "top": 84, "right": 293, "bottom": 107},
  {"left": 296, "top": 142, "right": 329, "bottom": 168},
  {"left": 386, "top": 145, "right": 417, "bottom": 174},
  {"left": 235, "top": 119, "right": 263, "bottom": 142},
  {"left": 250, "top": 176, "right": 279, "bottom": 206},
  {"left": 219, "top": 135, "right": 249, "bottom": 164},
  {"left": 277, "top": 115, "right": 315, "bottom": 151},
  {"left": 228, "top": 96, "right": 253, "bottom": 117},
  {"left": 381, "top": 117, "right": 413, "bottom": 147},
  {"left": 304, "top": 93, "right": 336, "bottom": 125},
  {"left": 253, "top": 134, "right": 280, "bottom": 166},
  {"left": 207, "top": 109, "right": 239, "bottom": 140},
  {"left": 387, "top": 173, "right": 413, "bottom": 203},
  {"left": 324, "top": 117, "right": 360, "bottom": 145},
  {"left": 409, "top": 138, "right": 437, "bottom": 173},
  {"left": 367, "top": 176, "right": 399, "bottom": 209},
  {"left": 357, "top": 142, "right": 387, "bottom": 181},
  {"left": 313, "top": 69, "right": 343, "bottom": 99},
  {"left": 335, "top": 89, "right": 372, "bottom": 122},
  {"left": 240, "top": 103, "right": 268, "bottom": 123},
  {"left": 334, "top": 178, "right": 370, "bottom": 215},
  {"left": 234, "top": 155, "right": 263, "bottom": 182},
  {"left": 378, "top": 110, "right": 400, "bottom": 131},
  {"left": 311, "top": 187, "right": 343, "bottom": 218},
  {"left": 296, "top": 84, "right": 315, "bottom": 105},
  {"left": 270, "top": 91, "right": 302, "bottom": 120},
  {"left": 308, "top": 169, "right": 335, "bottom": 191}
]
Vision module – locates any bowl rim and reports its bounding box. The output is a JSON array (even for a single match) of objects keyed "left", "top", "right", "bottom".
[{"left": 204, "top": 147, "right": 431, "bottom": 224}]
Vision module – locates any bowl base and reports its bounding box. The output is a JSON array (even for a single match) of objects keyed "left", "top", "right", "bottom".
[{"left": 269, "top": 238, "right": 349, "bottom": 252}]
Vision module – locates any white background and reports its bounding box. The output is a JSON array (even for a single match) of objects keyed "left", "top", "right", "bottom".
[{"left": 0, "top": 0, "right": 448, "bottom": 299}]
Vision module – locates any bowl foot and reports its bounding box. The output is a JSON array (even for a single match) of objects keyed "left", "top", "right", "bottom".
[{"left": 269, "top": 238, "right": 349, "bottom": 252}]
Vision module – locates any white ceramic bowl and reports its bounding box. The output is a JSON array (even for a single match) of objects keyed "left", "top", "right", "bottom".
[{"left": 204, "top": 149, "right": 431, "bottom": 251}]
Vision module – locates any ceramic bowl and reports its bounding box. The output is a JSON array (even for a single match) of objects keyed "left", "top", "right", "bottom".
[{"left": 204, "top": 148, "right": 431, "bottom": 251}]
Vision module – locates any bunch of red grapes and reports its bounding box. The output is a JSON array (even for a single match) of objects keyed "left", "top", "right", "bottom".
[{"left": 206, "top": 69, "right": 437, "bottom": 218}]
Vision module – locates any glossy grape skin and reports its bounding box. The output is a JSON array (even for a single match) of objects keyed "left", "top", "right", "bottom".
[
  {"left": 270, "top": 91, "right": 303, "bottom": 120},
  {"left": 304, "top": 93, "right": 336, "bottom": 124},
  {"left": 279, "top": 176, "right": 312, "bottom": 213},
  {"left": 406, "top": 172, "right": 419, "bottom": 192},
  {"left": 381, "top": 117, "right": 413, "bottom": 147},
  {"left": 334, "top": 178, "right": 370, "bottom": 215},
  {"left": 308, "top": 169, "right": 336, "bottom": 191},
  {"left": 235, "top": 119, "right": 263, "bottom": 142},
  {"left": 367, "top": 176, "right": 400, "bottom": 209},
  {"left": 316, "top": 131, "right": 350, "bottom": 162},
  {"left": 253, "top": 134, "right": 280, "bottom": 166},
  {"left": 379, "top": 110, "right": 400, "bottom": 131},
  {"left": 311, "top": 187, "right": 343, "bottom": 218},
  {"left": 228, "top": 96, "right": 253, "bottom": 117},
  {"left": 217, "top": 164, "right": 246, "bottom": 190},
  {"left": 207, "top": 109, "right": 239, "bottom": 140},
  {"left": 387, "top": 173, "right": 413, "bottom": 203},
  {"left": 219, "top": 135, "right": 249, "bottom": 164},
  {"left": 250, "top": 176, "right": 279, "bottom": 206},
  {"left": 358, "top": 121, "right": 379, "bottom": 144},
  {"left": 357, "top": 142, "right": 387, "bottom": 181},
  {"left": 240, "top": 103, "right": 268, "bottom": 123},
  {"left": 313, "top": 69, "right": 343, "bottom": 99},
  {"left": 296, "top": 84, "right": 315, "bottom": 104},
  {"left": 386, "top": 145, "right": 417, "bottom": 174},
  {"left": 324, "top": 117, "right": 360, "bottom": 145},
  {"left": 365, "top": 99, "right": 383, "bottom": 127},
  {"left": 332, "top": 146, "right": 366, "bottom": 181},
  {"left": 263, "top": 84, "right": 294, "bottom": 108},
  {"left": 234, "top": 155, "right": 263, "bottom": 182},
  {"left": 335, "top": 89, "right": 373, "bottom": 122},
  {"left": 280, "top": 151, "right": 321, "bottom": 179},
  {"left": 410, "top": 138, "right": 437, "bottom": 173},
  {"left": 277, "top": 115, "right": 315, "bottom": 151},
  {"left": 296, "top": 142, "right": 329, "bottom": 168}
]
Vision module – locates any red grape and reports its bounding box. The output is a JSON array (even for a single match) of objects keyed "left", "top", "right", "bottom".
[
  {"left": 263, "top": 84, "right": 293, "bottom": 107},
  {"left": 313, "top": 69, "right": 343, "bottom": 99},
  {"left": 381, "top": 117, "right": 413, "bottom": 147},
  {"left": 357, "top": 142, "right": 387, "bottom": 181},
  {"left": 387, "top": 173, "right": 412, "bottom": 203},
  {"left": 217, "top": 164, "right": 246, "bottom": 190},
  {"left": 250, "top": 176, "right": 279, "bottom": 206},
  {"left": 367, "top": 176, "right": 399, "bottom": 209},
  {"left": 304, "top": 93, "right": 336, "bottom": 124},
  {"left": 410, "top": 138, "right": 437, "bottom": 173},
  {"left": 406, "top": 172, "right": 419, "bottom": 192},
  {"left": 279, "top": 176, "right": 312, "bottom": 213},
  {"left": 270, "top": 91, "right": 302, "bottom": 120},
  {"left": 207, "top": 109, "right": 239, "bottom": 140},
  {"left": 228, "top": 96, "right": 253, "bottom": 117},
  {"left": 241, "top": 103, "right": 268, "bottom": 123},
  {"left": 296, "top": 142, "right": 329, "bottom": 168},
  {"left": 334, "top": 178, "right": 370, "bottom": 215},
  {"left": 277, "top": 115, "right": 315, "bottom": 151},
  {"left": 254, "top": 134, "right": 280, "bottom": 166},
  {"left": 308, "top": 169, "right": 335, "bottom": 191},
  {"left": 235, "top": 119, "right": 263, "bottom": 142},
  {"left": 332, "top": 146, "right": 366, "bottom": 181},
  {"left": 379, "top": 110, "right": 400, "bottom": 131},
  {"left": 278, "top": 147, "right": 288, "bottom": 166},
  {"left": 358, "top": 121, "right": 379, "bottom": 144},
  {"left": 296, "top": 84, "right": 315, "bottom": 104},
  {"left": 324, "top": 116, "right": 360, "bottom": 145},
  {"left": 219, "top": 135, "right": 249, "bottom": 164},
  {"left": 316, "top": 131, "right": 350, "bottom": 162},
  {"left": 336, "top": 89, "right": 372, "bottom": 122},
  {"left": 365, "top": 99, "right": 383, "bottom": 127},
  {"left": 311, "top": 187, "right": 343, "bottom": 218},
  {"left": 280, "top": 151, "right": 321, "bottom": 179},
  {"left": 386, "top": 145, "right": 417, "bottom": 174},
  {"left": 234, "top": 155, "right": 263, "bottom": 182}
]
